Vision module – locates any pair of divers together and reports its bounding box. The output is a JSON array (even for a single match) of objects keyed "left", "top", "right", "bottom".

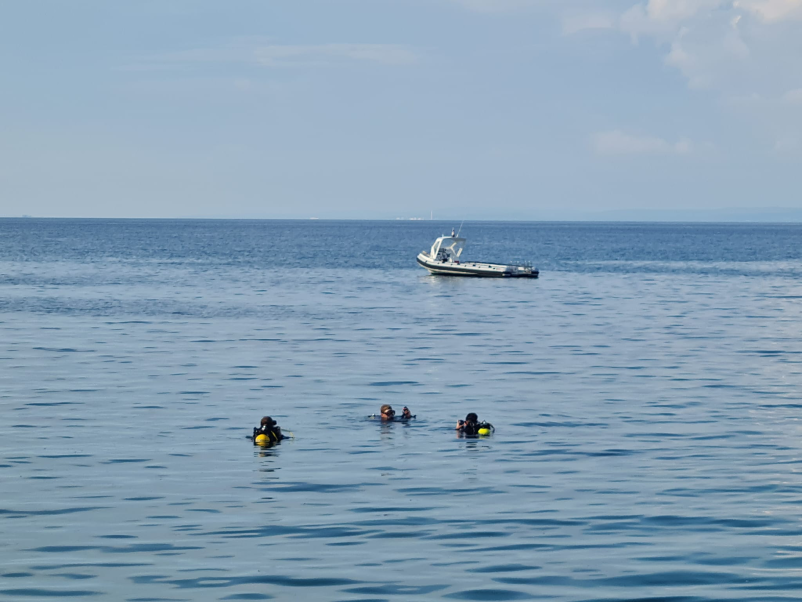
[
  {"left": 252, "top": 407, "right": 495, "bottom": 446},
  {"left": 378, "top": 405, "right": 494, "bottom": 436},
  {"left": 377, "top": 404, "right": 414, "bottom": 421}
]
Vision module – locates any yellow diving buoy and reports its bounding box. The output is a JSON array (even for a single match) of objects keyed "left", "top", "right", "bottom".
[
  {"left": 254, "top": 433, "right": 270, "bottom": 445},
  {"left": 478, "top": 428, "right": 491, "bottom": 436}
]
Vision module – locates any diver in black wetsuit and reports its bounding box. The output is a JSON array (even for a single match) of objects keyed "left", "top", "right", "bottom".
[
  {"left": 456, "top": 413, "right": 493, "bottom": 436},
  {"left": 253, "top": 416, "right": 283, "bottom": 444}
]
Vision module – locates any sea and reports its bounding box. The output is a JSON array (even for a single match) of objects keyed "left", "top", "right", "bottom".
[{"left": 2, "top": 218, "right": 802, "bottom": 602}]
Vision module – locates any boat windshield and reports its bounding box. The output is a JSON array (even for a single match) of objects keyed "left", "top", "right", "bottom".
[{"left": 430, "top": 236, "right": 465, "bottom": 261}]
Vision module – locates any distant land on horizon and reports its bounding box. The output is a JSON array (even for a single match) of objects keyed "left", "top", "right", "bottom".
[
  {"left": 6, "top": 207, "right": 802, "bottom": 223},
  {"left": 580, "top": 207, "right": 802, "bottom": 223}
]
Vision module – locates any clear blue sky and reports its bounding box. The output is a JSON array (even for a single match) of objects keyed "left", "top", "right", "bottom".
[{"left": 1, "top": 0, "right": 800, "bottom": 219}]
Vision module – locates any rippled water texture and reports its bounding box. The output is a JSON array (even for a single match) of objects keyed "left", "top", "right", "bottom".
[{"left": 2, "top": 219, "right": 802, "bottom": 601}]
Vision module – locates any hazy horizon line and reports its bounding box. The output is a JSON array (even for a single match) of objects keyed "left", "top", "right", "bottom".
[
  {"left": 5, "top": 215, "right": 802, "bottom": 224},
  {"left": 7, "top": 206, "right": 802, "bottom": 223}
]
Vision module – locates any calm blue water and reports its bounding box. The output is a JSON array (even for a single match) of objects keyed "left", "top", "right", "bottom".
[{"left": 2, "top": 219, "right": 802, "bottom": 602}]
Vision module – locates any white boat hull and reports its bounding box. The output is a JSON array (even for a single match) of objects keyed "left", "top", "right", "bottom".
[{"left": 417, "top": 253, "right": 538, "bottom": 278}]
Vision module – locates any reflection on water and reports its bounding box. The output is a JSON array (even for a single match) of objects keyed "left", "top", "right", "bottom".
[{"left": 2, "top": 220, "right": 802, "bottom": 601}]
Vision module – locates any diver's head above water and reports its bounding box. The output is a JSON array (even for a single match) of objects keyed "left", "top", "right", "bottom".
[
  {"left": 253, "top": 415, "right": 283, "bottom": 446},
  {"left": 456, "top": 413, "right": 493, "bottom": 435},
  {"left": 456, "top": 412, "right": 479, "bottom": 432},
  {"left": 380, "top": 404, "right": 395, "bottom": 420}
]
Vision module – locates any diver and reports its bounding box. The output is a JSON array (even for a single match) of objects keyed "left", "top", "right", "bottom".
[
  {"left": 400, "top": 406, "right": 415, "bottom": 420},
  {"left": 456, "top": 413, "right": 494, "bottom": 436},
  {"left": 253, "top": 416, "right": 284, "bottom": 445},
  {"left": 380, "top": 404, "right": 396, "bottom": 421}
]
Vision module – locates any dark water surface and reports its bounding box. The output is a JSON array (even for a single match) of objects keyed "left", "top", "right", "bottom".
[{"left": 2, "top": 219, "right": 802, "bottom": 601}]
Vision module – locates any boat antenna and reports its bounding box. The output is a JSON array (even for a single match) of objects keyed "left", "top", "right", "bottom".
[{"left": 456, "top": 219, "right": 465, "bottom": 238}]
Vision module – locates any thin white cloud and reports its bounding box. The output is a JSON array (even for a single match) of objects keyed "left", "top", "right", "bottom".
[
  {"left": 133, "top": 37, "right": 270, "bottom": 69},
  {"left": 734, "top": 0, "right": 802, "bottom": 22},
  {"left": 592, "top": 130, "right": 694, "bottom": 155},
  {"left": 643, "top": 0, "right": 725, "bottom": 22},
  {"left": 448, "top": 0, "right": 546, "bottom": 13},
  {"left": 562, "top": 11, "right": 616, "bottom": 34},
  {"left": 774, "top": 136, "right": 799, "bottom": 151},
  {"left": 620, "top": 0, "right": 725, "bottom": 41},
  {"left": 782, "top": 88, "right": 802, "bottom": 104},
  {"left": 255, "top": 44, "right": 419, "bottom": 67},
  {"left": 133, "top": 40, "right": 420, "bottom": 71},
  {"left": 663, "top": 17, "right": 749, "bottom": 89}
]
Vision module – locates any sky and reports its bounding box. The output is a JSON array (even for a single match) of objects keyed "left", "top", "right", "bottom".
[{"left": 1, "top": 0, "right": 801, "bottom": 220}]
